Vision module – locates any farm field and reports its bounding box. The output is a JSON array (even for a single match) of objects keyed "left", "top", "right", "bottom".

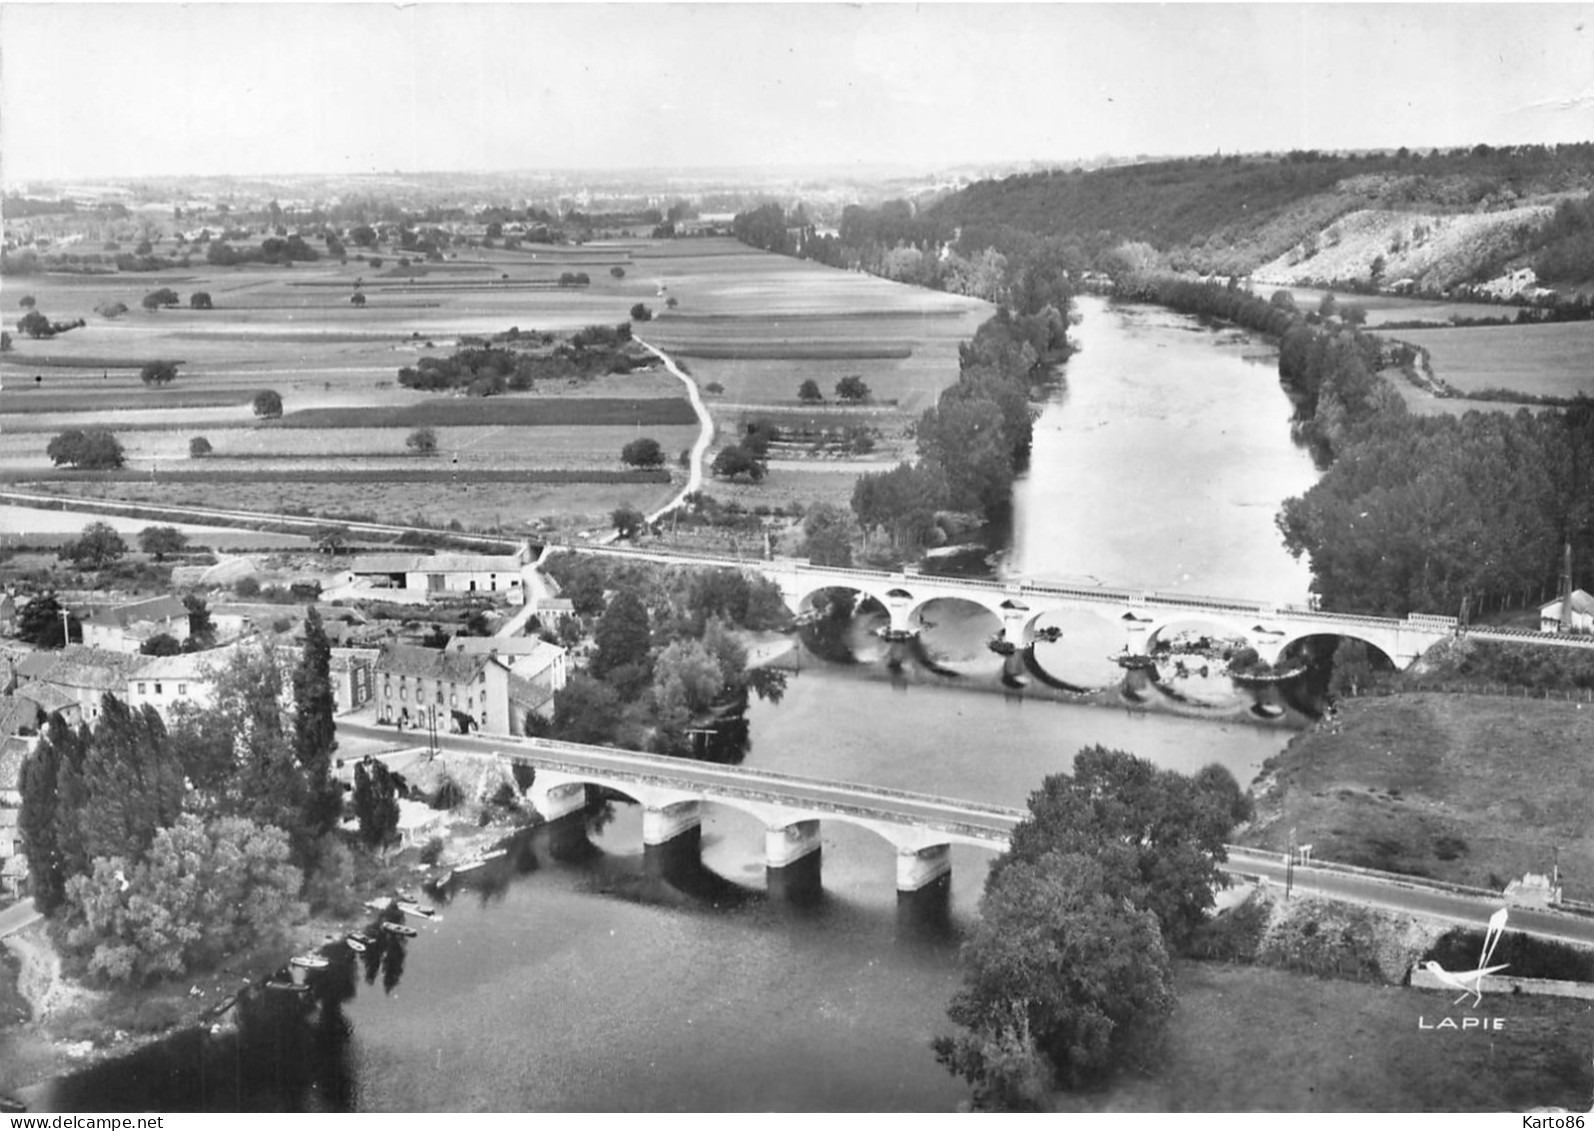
[
  {"left": 3, "top": 237, "right": 987, "bottom": 533},
  {"left": 1256, "top": 284, "right": 1546, "bottom": 328},
  {"left": 1388, "top": 321, "right": 1594, "bottom": 399},
  {"left": 0, "top": 504, "right": 309, "bottom": 550}
]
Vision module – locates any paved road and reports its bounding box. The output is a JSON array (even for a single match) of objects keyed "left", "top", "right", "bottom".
[
  {"left": 0, "top": 898, "right": 39, "bottom": 940},
  {"left": 1227, "top": 847, "right": 1594, "bottom": 947}
]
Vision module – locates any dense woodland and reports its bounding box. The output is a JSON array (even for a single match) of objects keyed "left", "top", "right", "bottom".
[
  {"left": 396, "top": 324, "right": 642, "bottom": 396},
  {"left": 928, "top": 145, "right": 1594, "bottom": 285}
]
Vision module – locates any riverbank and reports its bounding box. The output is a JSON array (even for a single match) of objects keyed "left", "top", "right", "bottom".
[
  {"left": 0, "top": 782, "right": 543, "bottom": 1101},
  {"left": 1240, "top": 692, "right": 1594, "bottom": 900}
]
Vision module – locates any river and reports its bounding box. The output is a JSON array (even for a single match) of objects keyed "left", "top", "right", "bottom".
[{"left": 31, "top": 296, "right": 1321, "bottom": 1112}]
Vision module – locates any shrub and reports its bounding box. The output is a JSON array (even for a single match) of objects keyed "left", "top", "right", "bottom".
[
  {"left": 189, "top": 436, "right": 212, "bottom": 457},
  {"left": 419, "top": 836, "right": 445, "bottom": 865},
  {"left": 253, "top": 389, "right": 283, "bottom": 419},
  {"left": 141, "top": 287, "right": 181, "bottom": 311},
  {"left": 189, "top": 291, "right": 212, "bottom": 310},
  {"left": 406, "top": 426, "right": 438, "bottom": 454},
  {"left": 140, "top": 360, "right": 179, "bottom": 386},
  {"left": 630, "top": 303, "right": 653, "bottom": 322},
  {"left": 234, "top": 576, "right": 261, "bottom": 597}
]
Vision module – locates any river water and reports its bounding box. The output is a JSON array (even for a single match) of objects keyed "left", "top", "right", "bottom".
[{"left": 33, "top": 297, "right": 1320, "bottom": 1112}]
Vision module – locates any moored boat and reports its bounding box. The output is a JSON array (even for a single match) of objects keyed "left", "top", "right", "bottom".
[
  {"left": 397, "top": 900, "right": 437, "bottom": 919},
  {"left": 345, "top": 931, "right": 374, "bottom": 953},
  {"left": 381, "top": 921, "right": 418, "bottom": 938},
  {"left": 290, "top": 952, "right": 330, "bottom": 971}
]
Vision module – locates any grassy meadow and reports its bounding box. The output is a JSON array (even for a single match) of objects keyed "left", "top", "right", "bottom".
[
  {"left": 3, "top": 237, "right": 989, "bottom": 534},
  {"left": 1392, "top": 321, "right": 1594, "bottom": 400}
]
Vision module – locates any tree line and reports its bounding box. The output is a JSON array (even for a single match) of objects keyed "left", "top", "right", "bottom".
[{"left": 1127, "top": 276, "right": 1594, "bottom": 617}]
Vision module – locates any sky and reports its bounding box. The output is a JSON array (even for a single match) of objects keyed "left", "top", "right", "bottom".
[{"left": 2, "top": 2, "right": 1592, "bottom": 185}]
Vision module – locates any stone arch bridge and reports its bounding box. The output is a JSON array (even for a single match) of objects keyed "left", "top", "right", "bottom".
[{"left": 546, "top": 543, "right": 1463, "bottom": 668}]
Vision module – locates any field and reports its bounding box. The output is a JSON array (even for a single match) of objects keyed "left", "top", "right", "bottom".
[
  {"left": 1390, "top": 321, "right": 1594, "bottom": 400},
  {"left": 1240, "top": 693, "right": 1594, "bottom": 900},
  {"left": 1073, "top": 960, "right": 1594, "bottom": 1112},
  {"left": 2, "top": 237, "right": 989, "bottom": 532}
]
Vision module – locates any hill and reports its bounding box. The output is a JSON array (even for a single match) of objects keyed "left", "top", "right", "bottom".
[{"left": 929, "top": 146, "right": 1594, "bottom": 296}]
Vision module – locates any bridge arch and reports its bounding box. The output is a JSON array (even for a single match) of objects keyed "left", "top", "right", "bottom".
[{"left": 1274, "top": 630, "right": 1398, "bottom": 673}]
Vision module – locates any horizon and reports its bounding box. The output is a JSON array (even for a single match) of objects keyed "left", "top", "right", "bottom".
[{"left": 3, "top": 3, "right": 1592, "bottom": 188}]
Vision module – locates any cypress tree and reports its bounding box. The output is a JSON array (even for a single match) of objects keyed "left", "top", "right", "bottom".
[
  {"left": 18, "top": 724, "right": 64, "bottom": 914},
  {"left": 292, "top": 606, "right": 342, "bottom": 837}
]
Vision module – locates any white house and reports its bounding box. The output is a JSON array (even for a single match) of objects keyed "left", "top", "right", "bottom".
[
  {"left": 124, "top": 643, "right": 248, "bottom": 720},
  {"left": 1538, "top": 589, "right": 1594, "bottom": 634},
  {"left": 81, "top": 596, "right": 191, "bottom": 653},
  {"left": 445, "top": 636, "right": 567, "bottom": 721}
]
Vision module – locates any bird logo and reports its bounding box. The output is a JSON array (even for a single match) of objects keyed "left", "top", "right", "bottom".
[{"left": 1422, "top": 907, "right": 1510, "bottom": 1007}]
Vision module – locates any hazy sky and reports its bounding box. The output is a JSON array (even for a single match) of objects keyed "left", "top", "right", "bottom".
[{"left": 2, "top": 3, "right": 1592, "bottom": 184}]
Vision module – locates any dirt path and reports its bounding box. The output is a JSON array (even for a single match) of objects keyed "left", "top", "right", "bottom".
[{"left": 634, "top": 337, "right": 712, "bottom": 524}]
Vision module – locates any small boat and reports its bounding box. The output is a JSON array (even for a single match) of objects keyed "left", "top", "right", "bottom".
[
  {"left": 479, "top": 848, "right": 507, "bottom": 861},
  {"left": 290, "top": 953, "right": 330, "bottom": 971},
  {"left": 397, "top": 900, "right": 437, "bottom": 919},
  {"left": 265, "top": 979, "right": 310, "bottom": 994},
  {"left": 452, "top": 857, "right": 486, "bottom": 874},
  {"left": 381, "top": 921, "right": 418, "bottom": 938},
  {"left": 1113, "top": 653, "right": 1159, "bottom": 671},
  {"left": 987, "top": 636, "right": 1017, "bottom": 656},
  {"left": 345, "top": 931, "right": 374, "bottom": 953}
]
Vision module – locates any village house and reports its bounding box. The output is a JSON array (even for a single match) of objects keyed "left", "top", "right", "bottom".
[
  {"left": 341, "top": 545, "right": 536, "bottom": 602},
  {"left": 17, "top": 645, "right": 149, "bottom": 723},
  {"left": 123, "top": 644, "right": 244, "bottom": 720},
  {"left": 81, "top": 595, "right": 192, "bottom": 653},
  {"left": 373, "top": 643, "right": 533, "bottom": 735},
  {"left": 445, "top": 635, "right": 567, "bottom": 720},
  {"left": 1538, "top": 589, "right": 1594, "bottom": 634},
  {"left": 328, "top": 647, "right": 379, "bottom": 713}
]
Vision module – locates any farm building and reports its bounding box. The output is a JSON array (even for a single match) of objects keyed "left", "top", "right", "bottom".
[
  {"left": 82, "top": 595, "right": 191, "bottom": 653},
  {"left": 342, "top": 545, "right": 536, "bottom": 601},
  {"left": 1538, "top": 589, "right": 1594, "bottom": 633}
]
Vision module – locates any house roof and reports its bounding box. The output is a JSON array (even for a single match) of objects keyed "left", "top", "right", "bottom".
[
  {"left": 14, "top": 651, "right": 58, "bottom": 680},
  {"left": 86, "top": 595, "right": 188, "bottom": 628},
  {"left": 374, "top": 643, "right": 502, "bottom": 684},
  {"left": 15, "top": 682, "right": 78, "bottom": 716},
  {"left": 350, "top": 549, "right": 529, "bottom": 576},
  {"left": 507, "top": 672, "right": 556, "bottom": 712},
  {"left": 31, "top": 645, "right": 148, "bottom": 692},
  {"left": 446, "top": 635, "right": 564, "bottom": 664},
  {"left": 1540, "top": 589, "right": 1594, "bottom": 617},
  {"left": 0, "top": 697, "right": 41, "bottom": 741}
]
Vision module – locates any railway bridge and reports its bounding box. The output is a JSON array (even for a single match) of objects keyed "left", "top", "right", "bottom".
[{"left": 544, "top": 542, "right": 1464, "bottom": 668}]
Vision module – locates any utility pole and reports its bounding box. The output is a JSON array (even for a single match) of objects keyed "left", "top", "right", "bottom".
[{"left": 1286, "top": 826, "right": 1296, "bottom": 899}]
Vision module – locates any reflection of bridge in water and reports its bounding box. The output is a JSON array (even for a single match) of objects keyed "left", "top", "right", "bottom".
[{"left": 420, "top": 729, "right": 1020, "bottom": 896}]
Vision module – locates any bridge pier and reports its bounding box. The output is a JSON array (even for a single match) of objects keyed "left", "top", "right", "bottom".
[
  {"left": 528, "top": 780, "right": 587, "bottom": 823},
  {"left": 896, "top": 843, "right": 952, "bottom": 894},
  {"left": 765, "top": 819, "right": 822, "bottom": 901},
  {"left": 643, "top": 801, "right": 703, "bottom": 877}
]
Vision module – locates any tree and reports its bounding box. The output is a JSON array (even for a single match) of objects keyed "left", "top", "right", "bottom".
[
  {"left": 835, "top": 375, "right": 871, "bottom": 403},
  {"left": 1, "top": 330, "right": 11, "bottom": 351},
  {"left": 352, "top": 757, "right": 400, "bottom": 852},
  {"left": 139, "top": 360, "right": 179, "bottom": 387},
  {"left": 18, "top": 294, "right": 35, "bottom": 309},
  {"left": 59, "top": 814, "right": 305, "bottom": 986},
  {"left": 78, "top": 695, "right": 184, "bottom": 863},
  {"left": 547, "top": 674, "right": 621, "bottom": 745},
  {"left": 96, "top": 301, "right": 129, "bottom": 320},
  {"left": 620, "top": 437, "right": 665, "bottom": 468},
  {"left": 800, "top": 501, "right": 859, "bottom": 567},
  {"left": 711, "top": 444, "right": 765, "bottom": 482},
  {"left": 18, "top": 593, "right": 78, "bottom": 648},
  {"left": 590, "top": 589, "right": 651, "bottom": 680},
  {"left": 139, "top": 633, "right": 183, "bottom": 657},
  {"left": 183, "top": 594, "right": 214, "bottom": 643},
  {"left": 137, "top": 525, "right": 188, "bottom": 561},
  {"left": 629, "top": 303, "right": 653, "bottom": 322},
  {"left": 610, "top": 266, "right": 626, "bottom": 279},
  {"left": 189, "top": 436, "right": 212, "bottom": 457},
  {"left": 350, "top": 292, "right": 366, "bottom": 307},
  {"left": 17, "top": 309, "right": 53, "bottom": 338},
  {"left": 611, "top": 504, "right": 647, "bottom": 541},
  {"left": 19, "top": 724, "right": 68, "bottom": 915},
  {"left": 351, "top": 225, "right": 377, "bottom": 247},
  {"left": 797, "top": 379, "right": 823, "bottom": 403},
  {"left": 999, "top": 746, "right": 1239, "bottom": 951},
  {"left": 189, "top": 292, "right": 213, "bottom": 310},
  {"left": 405, "top": 426, "right": 438, "bottom": 454},
  {"left": 141, "top": 288, "right": 181, "bottom": 311},
  {"left": 47, "top": 428, "right": 125, "bottom": 470},
  {"left": 253, "top": 389, "right": 283, "bottom": 419},
  {"left": 61, "top": 522, "right": 128, "bottom": 570},
  {"left": 934, "top": 850, "right": 1174, "bottom": 1106},
  {"left": 292, "top": 607, "right": 342, "bottom": 840}
]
